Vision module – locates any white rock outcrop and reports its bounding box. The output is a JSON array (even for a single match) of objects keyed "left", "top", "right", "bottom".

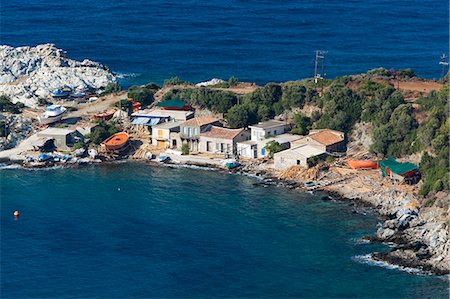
[{"left": 0, "top": 44, "right": 116, "bottom": 107}]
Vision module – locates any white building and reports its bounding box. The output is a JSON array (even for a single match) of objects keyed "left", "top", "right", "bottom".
[
  {"left": 249, "top": 120, "right": 287, "bottom": 142},
  {"left": 237, "top": 133, "right": 302, "bottom": 159},
  {"left": 273, "top": 144, "right": 326, "bottom": 170},
  {"left": 151, "top": 121, "right": 180, "bottom": 149}
]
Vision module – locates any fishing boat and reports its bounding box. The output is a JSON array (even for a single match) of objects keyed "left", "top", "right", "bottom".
[
  {"left": 52, "top": 86, "right": 72, "bottom": 98},
  {"left": 37, "top": 153, "right": 53, "bottom": 162},
  {"left": 221, "top": 158, "right": 240, "bottom": 169},
  {"left": 101, "top": 132, "right": 129, "bottom": 152},
  {"left": 157, "top": 154, "right": 170, "bottom": 163},
  {"left": 38, "top": 105, "right": 67, "bottom": 124},
  {"left": 347, "top": 160, "right": 379, "bottom": 170},
  {"left": 94, "top": 110, "right": 115, "bottom": 120},
  {"left": 70, "top": 91, "right": 86, "bottom": 99}
]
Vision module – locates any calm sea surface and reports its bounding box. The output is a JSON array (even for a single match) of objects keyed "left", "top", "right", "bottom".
[
  {"left": 0, "top": 164, "right": 448, "bottom": 298},
  {"left": 1, "top": 0, "right": 448, "bottom": 86}
]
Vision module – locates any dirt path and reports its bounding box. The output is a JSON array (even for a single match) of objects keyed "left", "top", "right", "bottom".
[{"left": 66, "top": 91, "right": 127, "bottom": 118}]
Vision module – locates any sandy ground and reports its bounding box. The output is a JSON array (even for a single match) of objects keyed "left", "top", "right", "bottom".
[
  {"left": 392, "top": 80, "right": 443, "bottom": 93},
  {"left": 66, "top": 92, "right": 127, "bottom": 118}
]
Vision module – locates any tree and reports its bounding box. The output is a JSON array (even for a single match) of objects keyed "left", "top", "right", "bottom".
[
  {"left": 281, "top": 82, "right": 306, "bottom": 109},
  {"left": 290, "top": 112, "right": 311, "bottom": 135},
  {"left": 228, "top": 76, "right": 239, "bottom": 87},
  {"left": 0, "top": 95, "right": 22, "bottom": 114},
  {"left": 227, "top": 105, "right": 250, "bottom": 128},
  {"left": 90, "top": 121, "right": 120, "bottom": 144},
  {"left": 127, "top": 86, "right": 154, "bottom": 105},
  {"left": 102, "top": 82, "right": 121, "bottom": 95},
  {"left": 264, "top": 141, "right": 283, "bottom": 158}
]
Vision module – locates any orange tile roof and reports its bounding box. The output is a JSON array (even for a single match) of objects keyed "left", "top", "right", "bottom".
[
  {"left": 183, "top": 116, "right": 219, "bottom": 127},
  {"left": 201, "top": 126, "right": 245, "bottom": 140},
  {"left": 309, "top": 130, "right": 344, "bottom": 146}
]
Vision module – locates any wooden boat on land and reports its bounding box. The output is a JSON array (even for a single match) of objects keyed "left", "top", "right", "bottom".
[
  {"left": 101, "top": 132, "right": 129, "bottom": 152},
  {"left": 347, "top": 160, "right": 379, "bottom": 170},
  {"left": 94, "top": 110, "right": 115, "bottom": 120}
]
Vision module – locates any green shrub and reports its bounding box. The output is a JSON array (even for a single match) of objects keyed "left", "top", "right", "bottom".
[
  {"left": 264, "top": 141, "right": 283, "bottom": 158},
  {"left": 91, "top": 121, "right": 120, "bottom": 145},
  {"left": 0, "top": 121, "right": 8, "bottom": 137},
  {"left": 72, "top": 141, "right": 85, "bottom": 150},
  {"left": 290, "top": 112, "right": 311, "bottom": 135},
  {"left": 164, "top": 77, "right": 190, "bottom": 86},
  {"left": 0, "top": 95, "right": 22, "bottom": 114},
  {"left": 181, "top": 143, "right": 190, "bottom": 155},
  {"left": 101, "top": 82, "right": 121, "bottom": 95},
  {"left": 228, "top": 76, "right": 239, "bottom": 87},
  {"left": 127, "top": 86, "right": 154, "bottom": 106}
]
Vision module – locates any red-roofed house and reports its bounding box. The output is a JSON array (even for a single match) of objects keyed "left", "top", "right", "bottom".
[
  {"left": 199, "top": 126, "right": 250, "bottom": 155},
  {"left": 292, "top": 129, "right": 345, "bottom": 152},
  {"left": 179, "top": 116, "right": 221, "bottom": 152}
]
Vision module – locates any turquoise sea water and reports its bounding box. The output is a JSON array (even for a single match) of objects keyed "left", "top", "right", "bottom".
[
  {"left": 1, "top": 163, "right": 448, "bottom": 298},
  {"left": 1, "top": 0, "right": 448, "bottom": 86}
]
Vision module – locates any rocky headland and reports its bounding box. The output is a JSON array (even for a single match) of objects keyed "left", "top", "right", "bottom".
[{"left": 0, "top": 44, "right": 116, "bottom": 107}]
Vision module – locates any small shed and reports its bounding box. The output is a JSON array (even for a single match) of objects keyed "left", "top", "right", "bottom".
[
  {"left": 274, "top": 144, "right": 326, "bottom": 170},
  {"left": 378, "top": 157, "right": 420, "bottom": 183},
  {"left": 36, "top": 128, "right": 84, "bottom": 150}
]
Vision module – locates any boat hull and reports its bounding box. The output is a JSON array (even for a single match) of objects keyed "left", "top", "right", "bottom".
[
  {"left": 38, "top": 112, "right": 65, "bottom": 124},
  {"left": 347, "top": 160, "right": 379, "bottom": 169},
  {"left": 101, "top": 132, "right": 129, "bottom": 152},
  {"left": 94, "top": 112, "right": 114, "bottom": 120}
]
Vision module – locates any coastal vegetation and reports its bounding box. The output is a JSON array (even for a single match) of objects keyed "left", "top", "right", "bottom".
[
  {"left": 163, "top": 88, "right": 237, "bottom": 113},
  {"left": 264, "top": 141, "right": 283, "bottom": 157},
  {"left": 160, "top": 70, "right": 447, "bottom": 196},
  {"left": 127, "top": 85, "right": 155, "bottom": 105},
  {"left": 181, "top": 143, "right": 190, "bottom": 155},
  {"left": 0, "top": 95, "right": 24, "bottom": 114},
  {"left": 91, "top": 121, "right": 121, "bottom": 145},
  {"left": 101, "top": 82, "right": 121, "bottom": 95},
  {"left": 163, "top": 76, "right": 190, "bottom": 86}
]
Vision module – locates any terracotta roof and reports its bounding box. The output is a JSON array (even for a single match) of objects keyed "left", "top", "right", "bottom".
[
  {"left": 201, "top": 126, "right": 245, "bottom": 139},
  {"left": 309, "top": 130, "right": 344, "bottom": 146},
  {"left": 183, "top": 116, "right": 219, "bottom": 127}
]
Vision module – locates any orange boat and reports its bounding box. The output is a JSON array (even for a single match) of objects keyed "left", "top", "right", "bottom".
[
  {"left": 94, "top": 110, "right": 115, "bottom": 120},
  {"left": 101, "top": 132, "right": 129, "bottom": 152},
  {"left": 348, "top": 160, "right": 379, "bottom": 170}
]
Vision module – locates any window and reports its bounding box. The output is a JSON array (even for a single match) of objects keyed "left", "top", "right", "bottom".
[
  {"left": 183, "top": 127, "right": 188, "bottom": 135},
  {"left": 215, "top": 143, "right": 220, "bottom": 152},
  {"left": 193, "top": 127, "right": 198, "bottom": 136},
  {"left": 158, "top": 130, "right": 163, "bottom": 137},
  {"left": 188, "top": 127, "right": 192, "bottom": 137},
  {"left": 274, "top": 130, "right": 277, "bottom": 135}
]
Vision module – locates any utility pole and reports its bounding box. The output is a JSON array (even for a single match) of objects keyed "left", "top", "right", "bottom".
[
  {"left": 314, "top": 50, "right": 326, "bottom": 95},
  {"left": 439, "top": 54, "right": 448, "bottom": 82}
]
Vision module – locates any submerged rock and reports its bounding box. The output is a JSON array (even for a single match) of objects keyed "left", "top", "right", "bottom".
[{"left": 0, "top": 44, "right": 116, "bottom": 107}]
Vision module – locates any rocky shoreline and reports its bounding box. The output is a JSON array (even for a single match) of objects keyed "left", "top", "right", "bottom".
[
  {"left": 2, "top": 156, "right": 447, "bottom": 276},
  {"left": 0, "top": 44, "right": 116, "bottom": 107}
]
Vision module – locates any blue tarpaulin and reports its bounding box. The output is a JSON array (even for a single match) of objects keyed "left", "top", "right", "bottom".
[{"left": 131, "top": 117, "right": 160, "bottom": 126}]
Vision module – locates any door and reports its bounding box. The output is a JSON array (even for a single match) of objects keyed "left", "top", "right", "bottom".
[{"left": 157, "top": 140, "right": 166, "bottom": 148}]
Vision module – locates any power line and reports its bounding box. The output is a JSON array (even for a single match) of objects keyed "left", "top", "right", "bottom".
[
  {"left": 314, "top": 50, "right": 327, "bottom": 94},
  {"left": 439, "top": 54, "right": 448, "bottom": 82}
]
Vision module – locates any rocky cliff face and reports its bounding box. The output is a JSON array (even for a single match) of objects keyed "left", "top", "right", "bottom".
[{"left": 0, "top": 44, "right": 116, "bottom": 107}]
